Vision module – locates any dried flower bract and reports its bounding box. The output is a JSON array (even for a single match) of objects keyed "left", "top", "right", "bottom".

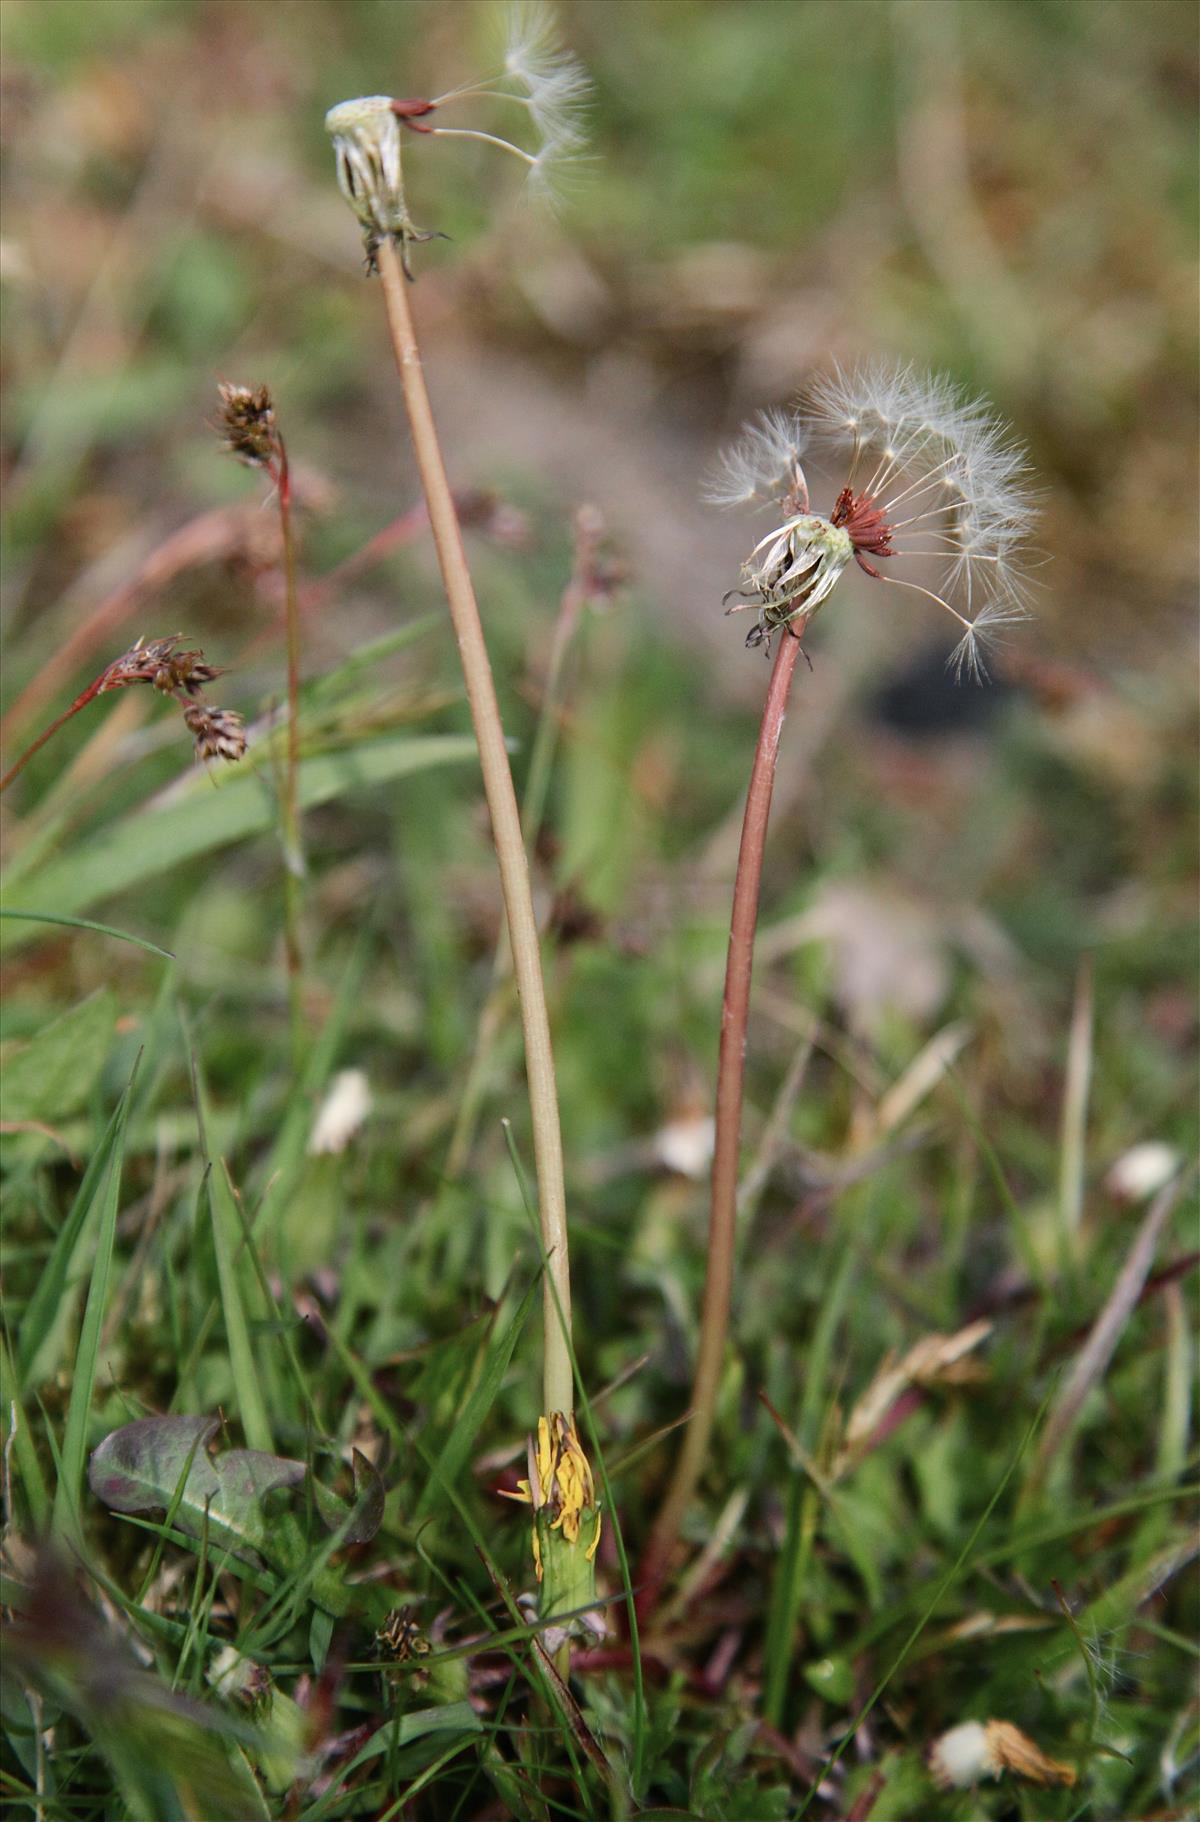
[
  {"left": 709, "top": 363, "right": 1036, "bottom": 678},
  {"left": 325, "top": 3, "right": 589, "bottom": 275},
  {"left": 103, "top": 636, "right": 246, "bottom": 766}
]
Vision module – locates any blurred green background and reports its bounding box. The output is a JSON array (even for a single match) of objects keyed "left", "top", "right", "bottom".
[{"left": 2, "top": 0, "right": 1194, "bottom": 1159}]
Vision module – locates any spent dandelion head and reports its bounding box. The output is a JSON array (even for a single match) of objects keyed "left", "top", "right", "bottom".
[
  {"left": 324, "top": 2, "right": 589, "bottom": 275},
  {"left": 710, "top": 363, "right": 1036, "bottom": 677}
]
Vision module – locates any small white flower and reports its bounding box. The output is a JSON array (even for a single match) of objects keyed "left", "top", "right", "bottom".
[
  {"left": 654, "top": 1114, "right": 716, "bottom": 1180},
  {"left": 929, "top": 1719, "right": 1076, "bottom": 1791},
  {"left": 712, "top": 363, "right": 1036, "bottom": 671},
  {"left": 308, "top": 1070, "right": 373, "bottom": 1156}
]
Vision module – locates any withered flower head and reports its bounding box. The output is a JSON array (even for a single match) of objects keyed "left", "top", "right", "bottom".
[
  {"left": 1, "top": 633, "right": 246, "bottom": 797},
  {"left": 217, "top": 382, "right": 278, "bottom": 468},
  {"left": 708, "top": 363, "right": 1036, "bottom": 677},
  {"left": 324, "top": 3, "right": 589, "bottom": 274},
  {"left": 499, "top": 1411, "right": 604, "bottom": 1648}
]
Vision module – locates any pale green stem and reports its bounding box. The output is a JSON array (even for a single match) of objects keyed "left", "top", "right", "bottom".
[
  {"left": 276, "top": 445, "right": 305, "bottom": 1062},
  {"left": 375, "top": 239, "right": 572, "bottom": 1418}
]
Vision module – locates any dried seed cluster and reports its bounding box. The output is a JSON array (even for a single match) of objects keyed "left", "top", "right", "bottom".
[
  {"left": 100, "top": 635, "right": 246, "bottom": 767},
  {"left": 216, "top": 382, "right": 279, "bottom": 470}
]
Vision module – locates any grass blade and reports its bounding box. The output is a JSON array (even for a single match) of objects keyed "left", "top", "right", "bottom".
[
  {"left": 0, "top": 908, "right": 175, "bottom": 958},
  {"left": 51, "top": 1067, "right": 136, "bottom": 1544},
  {"left": 0, "top": 732, "right": 477, "bottom": 947}
]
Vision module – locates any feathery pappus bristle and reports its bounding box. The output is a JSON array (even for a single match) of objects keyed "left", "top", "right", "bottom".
[{"left": 703, "top": 409, "right": 810, "bottom": 508}]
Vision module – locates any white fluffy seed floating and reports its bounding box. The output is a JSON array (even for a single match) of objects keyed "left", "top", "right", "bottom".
[
  {"left": 309, "top": 1070, "right": 373, "bottom": 1155},
  {"left": 1104, "top": 1140, "right": 1183, "bottom": 1204}
]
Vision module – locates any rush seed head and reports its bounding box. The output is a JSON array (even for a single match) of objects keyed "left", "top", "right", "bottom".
[
  {"left": 216, "top": 382, "right": 278, "bottom": 469},
  {"left": 325, "top": 4, "right": 589, "bottom": 274},
  {"left": 710, "top": 363, "right": 1036, "bottom": 674}
]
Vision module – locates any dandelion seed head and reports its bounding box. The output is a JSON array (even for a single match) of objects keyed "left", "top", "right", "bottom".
[{"left": 710, "top": 361, "right": 1037, "bottom": 671}]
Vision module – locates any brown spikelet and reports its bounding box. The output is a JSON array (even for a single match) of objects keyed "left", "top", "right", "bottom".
[
  {"left": 182, "top": 701, "right": 247, "bottom": 765},
  {"left": 217, "top": 382, "right": 278, "bottom": 468}
]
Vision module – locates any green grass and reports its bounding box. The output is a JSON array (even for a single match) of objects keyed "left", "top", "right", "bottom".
[{"left": 2, "top": 561, "right": 1194, "bottom": 1816}]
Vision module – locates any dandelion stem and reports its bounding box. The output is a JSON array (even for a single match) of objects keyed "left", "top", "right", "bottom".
[
  {"left": 275, "top": 440, "right": 306, "bottom": 1060},
  {"left": 641, "top": 628, "right": 803, "bottom": 1602},
  {"left": 374, "top": 236, "right": 573, "bottom": 1419},
  {"left": 442, "top": 553, "right": 587, "bottom": 1188}
]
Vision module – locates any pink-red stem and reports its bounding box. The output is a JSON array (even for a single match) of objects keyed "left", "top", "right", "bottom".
[
  {"left": 0, "top": 675, "right": 106, "bottom": 796},
  {"left": 640, "top": 630, "right": 803, "bottom": 1606}
]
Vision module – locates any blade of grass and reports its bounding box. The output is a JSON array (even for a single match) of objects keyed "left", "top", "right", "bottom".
[
  {"left": 415, "top": 1277, "right": 538, "bottom": 1521},
  {"left": 51, "top": 1066, "right": 137, "bottom": 1545},
  {"left": 0, "top": 909, "right": 175, "bottom": 959},
  {"left": 501, "top": 1118, "right": 647, "bottom": 1792},
  {"left": 763, "top": 1240, "right": 856, "bottom": 1727},
  {"left": 794, "top": 1398, "right": 1045, "bottom": 1815},
  {"left": 0, "top": 732, "right": 478, "bottom": 947},
  {"left": 189, "top": 1056, "right": 274, "bottom": 1456},
  {"left": 1027, "top": 1166, "right": 1189, "bottom": 1497},
  {"left": 0, "top": 1328, "right": 50, "bottom": 1532},
  {"left": 15, "top": 1086, "right": 133, "bottom": 1387},
  {"left": 1057, "top": 955, "right": 1094, "bottom": 1273}
]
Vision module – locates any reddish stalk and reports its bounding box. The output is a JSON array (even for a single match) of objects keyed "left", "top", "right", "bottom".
[
  {"left": 0, "top": 506, "right": 255, "bottom": 751},
  {"left": 0, "top": 677, "right": 107, "bottom": 795},
  {"left": 640, "top": 630, "right": 804, "bottom": 1606}
]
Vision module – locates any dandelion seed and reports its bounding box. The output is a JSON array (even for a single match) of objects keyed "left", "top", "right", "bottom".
[
  {"left": 929, "top": 1719, "right": 1077, "bottom": 1791},
  {"left": 325, "top": 3, "right": 589, "bottom": 274},
  {"left": 711, "top": 363, "right": 1036, "bottom": 670},
  {"left": 308, "top": 1069, "right": 373, "bottom": 1155}
]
